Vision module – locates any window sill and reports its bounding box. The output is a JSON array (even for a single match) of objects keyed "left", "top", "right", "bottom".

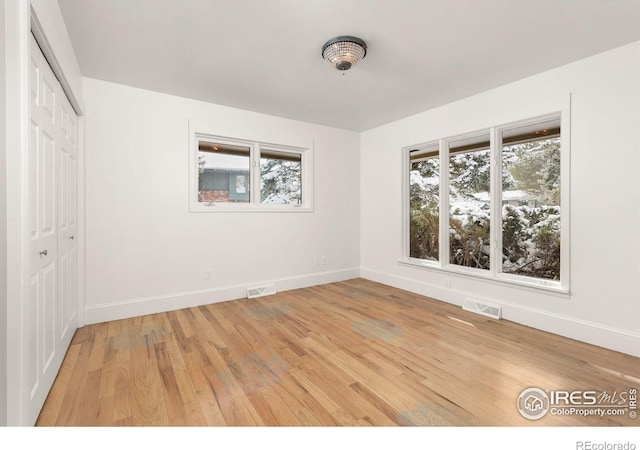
[
  {"left": 190, "top": 203, "right": 313, "bottom": 213},
  {"left": 398, "top": 257, "right": 570, "bottom": 297}
]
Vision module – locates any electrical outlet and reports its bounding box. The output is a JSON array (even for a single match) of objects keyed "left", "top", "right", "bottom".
[
  {"left": 321, "top": 256, "right": 327, "bottom": 265},
  {"left": 313, "top": 257, "right": 320, "bottom": 266},
  {"left": 444, "top": 279, "right": 451, "bottom": 289},
  {"left": 204, "top": 269, "right": 212, "bottom": 280}
]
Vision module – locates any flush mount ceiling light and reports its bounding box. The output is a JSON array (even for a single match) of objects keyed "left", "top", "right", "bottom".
[{"left": 321, "top": 35, "right": 367, "bottom": 71}]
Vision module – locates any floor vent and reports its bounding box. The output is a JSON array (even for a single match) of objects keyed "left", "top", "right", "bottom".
[
  {"left": 246, "top": 284, "right": 277, "bottom": 299},
  {"left": 462, "top": 297, "right": 502, "bottom": 320}
]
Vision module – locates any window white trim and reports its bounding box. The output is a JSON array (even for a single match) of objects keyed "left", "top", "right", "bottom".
[
  {"left": 397, "top": 257, "right": 570, "bottom": 297},
  {"left": 401, "top": 102, "right": 571, "bottom": 295},
  {"left": 188, "top": 130, "right": 314, "bottom": 213}
]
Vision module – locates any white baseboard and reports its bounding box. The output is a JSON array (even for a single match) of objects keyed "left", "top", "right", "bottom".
[
  {"left": 83, "top": 266, "right": 639, "bottom": 358},
  {"left": 361, "top": 267, "right": 640, "bottom": 358},
  {"left": 83, "top": 267, "right": 360, "bottom": 325}
]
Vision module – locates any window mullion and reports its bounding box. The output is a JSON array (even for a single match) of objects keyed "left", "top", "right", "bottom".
[
  {"left": 252, "top": 143, "right": 261, "bottom": 204},
  {"left": 402, "top": 148, "right": 410, "bottom": 260},
  {"left": 490, "top": 126, "right": 501, "bottom": 278},
  {"left": 440, "top": 138, "right": 449, "bottom": 268}
]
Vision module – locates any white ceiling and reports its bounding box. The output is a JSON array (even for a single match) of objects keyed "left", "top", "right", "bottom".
[{"left": 57, "top": 0, "right": 640, "bottom": 131}]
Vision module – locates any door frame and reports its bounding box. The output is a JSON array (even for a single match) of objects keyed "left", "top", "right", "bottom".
[{"left": 5, "top": 0, "right": 85, "bottom": 426}]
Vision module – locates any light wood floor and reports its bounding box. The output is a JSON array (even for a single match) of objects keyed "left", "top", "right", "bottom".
[{"left": 37, "top": 278, "right": 639, "bottom": 426}]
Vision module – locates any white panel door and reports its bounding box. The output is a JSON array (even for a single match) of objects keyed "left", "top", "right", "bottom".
[
  {"left": 58, "top": 87, "right": 78, "bottom": 346},
  {"left": 27, "top": 34, "right": 79, "bottom": 425}
]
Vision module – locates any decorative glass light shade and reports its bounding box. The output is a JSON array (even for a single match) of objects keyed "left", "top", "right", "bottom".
[{"left": 321, "top": 36, "right": 367, "bottom": 71}]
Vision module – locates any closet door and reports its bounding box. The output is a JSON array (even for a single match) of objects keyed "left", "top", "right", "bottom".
[
  {"left": 57, "top": 85, "right": 78, "bottom": 347},
  {"left": 27, "top": 33, "right": 78, "bottom": 425}
]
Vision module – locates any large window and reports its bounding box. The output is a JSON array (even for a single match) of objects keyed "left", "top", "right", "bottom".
[
  {"left": 403, "top": 112, "right": 569, "bottom": 292},
  {"left": 190, "top": 133, "right": 312, "bottom": 212}
]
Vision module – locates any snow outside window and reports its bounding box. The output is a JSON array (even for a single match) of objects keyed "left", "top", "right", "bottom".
[
  {"left": 403, "top": 112, "right": 569, "bottom": 293},
  {"left": 448, "top": 132, "right": 492, "bottom": 271},
  {"left": 260, "top": 149, "right": 302, "bottom": 205},
  {"left": 501, "top": 118, "right": 561, "bottom": 282},
  {"left": 409, "top": 144, "right": 440, "bottom": 262}
]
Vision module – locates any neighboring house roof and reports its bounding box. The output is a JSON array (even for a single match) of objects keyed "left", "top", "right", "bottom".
[{"left": 201, "top": 167, "right": 249, "bottom": 174}]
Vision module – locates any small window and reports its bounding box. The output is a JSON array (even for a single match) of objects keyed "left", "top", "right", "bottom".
[{"left": 190, "top": 133, "right": 312, "bottom": 212}]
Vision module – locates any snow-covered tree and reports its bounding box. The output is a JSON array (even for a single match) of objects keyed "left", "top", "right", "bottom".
[
  {"left": 504, "top": 137, "right": 560, "bottom": 205},
  {"left": 409, "top": 136, "right": 561, "bottom": 280},
  {"left": 448, "top": 150, "right": 491, "bottom": 270},
  {"left": 260, "top": 158, "right": 301, "bottom": 204},
  {"left": 501, "top": 137, "right": 561, "bottom": 279},
  {"left": 409, "top": 159, "right": 439, "bottom": 260}
]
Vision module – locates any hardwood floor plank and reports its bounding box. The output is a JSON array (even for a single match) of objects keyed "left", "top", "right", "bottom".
[
  {"left": 35, "top": 342, "right": 81, "bottom": 426},
  {"left": 37, "top": 279, "right": 640, "bottom": 427},
  {"left": 50, "top": 328, "right": 96, "bottom": 425},
  {"left": 153, "top": 341, "right": 189, "bottom": 425},
  {"left": 109, "top": 361, "right": 133, "bottom": 425},
  {"left": 201, "top": 366, "right": 260, "bottom": 426},
  {"left": 288, "top": 367, "right": 360, "bottom": 426},
  {"left": 130, "top": 339, "right": 170, "bottom": 426}
]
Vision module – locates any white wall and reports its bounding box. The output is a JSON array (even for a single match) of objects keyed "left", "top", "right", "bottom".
[
  {"left": 0, "top": 0, "right": 8, "bottom": 428},
  {"left": 82, "top": 78, "right": 360, "bottom": 323},
  {"left": 360, "top": 42, "right": 640, "bottom": 357}
]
